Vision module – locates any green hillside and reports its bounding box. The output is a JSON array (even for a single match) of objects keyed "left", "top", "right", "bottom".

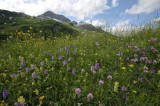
[{"left": 0, "top": 10, "right": 79, "bottom": 40}]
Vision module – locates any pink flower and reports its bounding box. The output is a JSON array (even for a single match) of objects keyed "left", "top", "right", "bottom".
[
  {"left": 87, "top": 93, "right": 93, "bottom": 99},
  {"left": 107, "top": 75, "right": 112, "bottom": 79},
  {"left": 81, "top": 69, "right": 85, "bottom": 72},
  {"left": 99, "top": 80, "right": 104, "bottom": 84},
  {"left": 75, "top": 88, "right": 81, "bottom": 94}
]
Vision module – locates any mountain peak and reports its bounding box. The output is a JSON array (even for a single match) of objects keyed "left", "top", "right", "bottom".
[{"left": 37, "top": 11, "right": 71, "bottom": 23}]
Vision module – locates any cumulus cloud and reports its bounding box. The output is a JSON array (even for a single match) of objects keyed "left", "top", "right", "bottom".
[
  {"left": 112, "top": 0, "right": 118, "bottom": 7},
  {"left": 110, "top": 19, "right": 130, "bottom": 32},
  {"left": 125, "top": 0, "right": 160, "bottom": 14},
  {"left": 0, "top": 0, "right": 110, "bottom": 20},
  {"left": 86, "top": 19, "right": 106, "bottom": 26},
  {"left": 151, "top": 17, "right": 160, "bottom": 22}
]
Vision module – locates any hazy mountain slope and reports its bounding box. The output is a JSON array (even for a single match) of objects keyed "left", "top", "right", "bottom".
[{"left": 37, "top": 11, "right": 71, "bottom": 23}]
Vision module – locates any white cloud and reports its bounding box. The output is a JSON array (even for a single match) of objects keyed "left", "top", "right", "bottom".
[
  {"left": 112, "top": 0, "right": 118, "bottom": 7},
  {"left": 86, "top": 19, "right": 106, "bottom": 26},
  {"left": 151, "top": 17, "right": 160, "bottom": 22},
  {"left": 110, "top": 19, "right": 130, "bottom": 32},
  {"left": 125, "top": 0, "right": 160, "bottom": 14},
  {"left": 108, "top": 19, "right": 146, "bottom": 35},
  {"left": 0, "top": 0, "right": 110, "bottom": 20}
]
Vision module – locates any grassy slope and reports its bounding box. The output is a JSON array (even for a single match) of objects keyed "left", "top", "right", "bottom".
[
  {"left": 0, "top": 21, "right": 160, "bottom": 105},
  {"left": 0, "top": 15, "right": 79, "bottom": 40}
]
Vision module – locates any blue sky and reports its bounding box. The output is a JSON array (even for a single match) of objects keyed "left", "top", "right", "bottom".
[{"left": 0, "top": 0, "right": 160, "bottom": 31}]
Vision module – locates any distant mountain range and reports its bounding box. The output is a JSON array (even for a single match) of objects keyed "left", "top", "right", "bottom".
[
  {"left": 37, "top": 11, "right": 103, "bottom": 31},
  {"left": 37, "top": 11, "right": 71, "bottom": 23},
  {"left": 0, "top": 9, "right": 103, "bottom": 33},
  {"left": 0, "top": 9, "right": 28, "bottom": 19}
]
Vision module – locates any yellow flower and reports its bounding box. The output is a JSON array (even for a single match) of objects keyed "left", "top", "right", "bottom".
[
  {"left": 133, "top": 80, "right": 137, "bottom": 84},
  {"left": 120, "top": 63, "right": 123, "bottom": 65},
  {"left": 114, "top": 81, "right": 119, "bottom": 92},
  {"left": 122, "top": 67, "right": 126, "bottom": 70},
  {"left": 129, "top": 64, "right": 134, "bottom": 67},
  {"left": 33, "top": 89, "right": 39, "bottom": 95},
  {"left": 0, "top": 100, "right": 5, "bottom": 106},
  {"left": 5, "top": 80, "right": 9, "bottom": 83},
  {"left": 32, "top": 82, "right": 35, "bottom": 85},
  {"left": 30, "top": 27, "right": 33, "bottom": 29},
  {"left": 17, "top": 96, "right": 26, "bottom": 105},
  {"left": 1, "top": 100, "right": 4, "bottom": 103},
  {"left": 129, "top": 70, "right": 133, "bottom": 72},
  {"left": 132, "top": 90, "right": 137, "bottom": 93},
  {"left": 39, "top": 96, "right": 45, "bottom": 100}
]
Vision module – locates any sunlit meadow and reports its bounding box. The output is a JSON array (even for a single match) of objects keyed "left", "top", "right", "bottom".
[{"left": 0, "top": 24, "right": 160, "bottom": 105}]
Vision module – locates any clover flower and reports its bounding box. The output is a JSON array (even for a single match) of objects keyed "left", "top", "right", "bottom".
[
  {"left": 150, "top": 38, "right": 157, "bottom": 42},
  {"left": 117, "top": 50, "right": 122, "bottom": 57},
  {"left": 95, "top": 63, "right": 99, "bottom": 70},
  {"left": 134, "top": 54, "right": 138, "bottom": 58},
  {"left": 99, "top": 80, "right": 104, "bottom": 84},
  {"left": 26, "top": 67, "right": 30, "bottom": 72},
  {"left": 126, "top": 57, "right": 129, "bottom": 61},
  {"left": 40, "top": 61, "right": 44, "bottom": 66},
  {"left": 151, "top": 69, "right": 155, "bottom": 73},
  {"left": 20, "top": 62, "right": 24, "bottom": 67},
  {"left": 68, "top": 57, "right": 71, "bottom": 61},
  {"left": 63, "top": 60, "right": 67, "bottom": 66},
  {"left": 58, "top": 56, "right": 63, "bottom": 60},
  {"left": 72, "top": 69, "right": 76, "bottom": 74},
  {"left": 96, "top": 42, "right": 99, "bottom": 45},
  {"left": 44, "top": 69, "right": 48, "bottom": 75},
  {"left": 31, "top": 65, "right": 35, "bottom": 69},
  {"left": 91, "top": 65, "right": 95, "bottom": 72},
  {"left": 138, "top": 77, "right": 143, "bottom": 82},
  {"left": 12, "top": 74, "right": 16, "bottom": 77},
  {"left": 122, "top": 86, "right": 126, "bottom": 92},
  {"left": 130, "top": 42, "right": 134, "bottom": 45},
  {"left": 150, "top": 46, "right": 155, "bottom": 50},
  {"left": 87, "top": 93, "right": 93, "bottom": 99},
  {"left": 2, "top": 90, "right": 9, "bottom": 98},
  {"left": 81, "top": 69, "right": 85, "bottom": 72},
  {"left": 52, "top": 56, "right": 54, "bottom": 60},
  {"left": 32, "top": 72, "right": 36, "bottom": 79},
  {"left": 67, "top": 49, "right": 70, "bottom": 54},
  {"left": 154, "top": 49, "right": 158, "bottom": 53},
  {"left": 75, "top": 88, "right": 81, "bottom": 94},
  {"left": 67, "top": 67, "right": 70, "bottom": 71},
  {"left": 107, "top": 75, "right": 112, "bottom": 79},
  {"left": 73, "top": 51, "right": 76, "bottom": 55}
]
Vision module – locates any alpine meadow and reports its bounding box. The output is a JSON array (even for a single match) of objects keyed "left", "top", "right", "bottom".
[{"left": 0, "top": 0, "right": 160, "bottom": 105}]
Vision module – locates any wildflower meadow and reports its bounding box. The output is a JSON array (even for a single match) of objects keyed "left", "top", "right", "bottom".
[{"left": 0, "top": 24, "right": 160, "bottom": 105}]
